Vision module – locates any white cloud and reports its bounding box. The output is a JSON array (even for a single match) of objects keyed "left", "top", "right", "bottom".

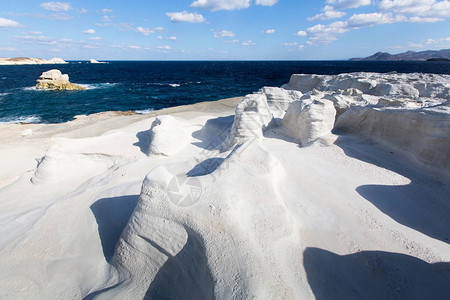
[
  {"left": 347, "top": 13, "right": 404, "bottom": 28},
  {"left": 409, "top": 16, "right": 444, "bottom": 22},
  {"left": 167, "top": 11, "right": 206, "bottom": 23},
  {"left": 255, "top": 0, "right": 279, "bottom": 6},
  {"left": 281, "top": 42, "right": 298, "bottom": 46},
  {"left": 0, "top": 47, "right": 17, "bottom": 51},
  {"left": 169, "top": 36, "right": 177, "bottom": 40},
  {"left": 88, "top": 36, "right": 102, "bottom": 41},
  {"left": 136, "top": 26, "right": 155, "bottom": 35},
  {"left": 242, "top": 40, "right": 256, "bottom": 45},
  {"left": 214, "top": 30, "right": 235, "bottom": 38},
  {"left": 223, "top": 39, "right": 240, "bottom": 43},
  {"left": 191, "top": 0, "right": 250, "bottom": 11},
  {"left": 77, "top": 8, "right": 88, "bottom": 14},
  {"left": 100, "top": 8, "right": 113, "bottom": 14},
  {"left": 263, "top": 29, "right": 275, "bottom": 34},
  {"left": 325, "top": 0, "right": 371, "bottom": 9},
  {"left": 426, "top": 36, "right": 450, "bottom": 44},
  {"left": 157, "top": 45, "right": 171, "bottom": 50},
  {"left": 294, "top": 30, "right": 307, "bottom": 36},
  {"left": 407, "top": 42, "right": 424, "bottom": 47},
  {"left": 379, "top": 0, "right": 450, "bottom": 18},
  {"left": 128, "top": 45, "right": 141, "bottom": 50},
  {"left": 0, "top": 17, "right": 21, "bottom": 28},
  {"left": 40, "top": 2, "right": 72, "bottom": 12},
  {"left": 83, "top": 29, "right": 96, "bottom": 34},
  {"left": 308, "top": 9, "right": 346, "bottom": 21},
  {"left": 102, "top": 15, "right": 113, "bottom": 22}
]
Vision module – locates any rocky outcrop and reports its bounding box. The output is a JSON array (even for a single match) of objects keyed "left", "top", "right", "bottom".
[
  {"left": 225, "top": 93, "right": 273, "bottom": 148},
  {"left": 89, "top": 59, "right": 106, "bottom": 64},
  {"left": 148, "top": 115, "right": 190, "bottom": 156},
  {"left": 36, "top": 69, "right": 85, "bottom": 91},
  {"left": 0, "top": 57, "right": 67, "bottom": 65},
  {"left": 282, "top": 99, "right": 336, "bottom": 146}
]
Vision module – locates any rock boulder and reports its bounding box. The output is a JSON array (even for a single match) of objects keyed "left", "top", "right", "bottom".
[{"left": 36, "top": 69, "right": 85, "bottom": 90}]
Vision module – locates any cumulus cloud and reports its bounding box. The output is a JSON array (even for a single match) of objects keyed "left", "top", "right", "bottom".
[
  {"left": 294, "top": 31, "right": 307, "bottom": 36},
  {"left": 308, "top": 9, "right": 346, "bottom": 21},
  {"left": 167, "top": 11, "right": 206, "bottom": 23},
  {"left": 214, "top": 30, "right": 235, "bottom": 38},
  {"left": 426, "top": 36, "right": 450, "bottom": 44},
  {"left": 40, "top": 2, "right": 72, "bottom": 12},
  {"left": 347, "top": 12, "right": 405, "bottom": 28},
  {"left": 263, "top": 29, "right": 275, "bottom": 34},
  {"left": 325, "top": 0, "right": 371, "bottom": 9},
  {"left": 0, "top": 17, "right": 21, "bottom": 28},
  {"left": 255, "top": 0, "right": 279, "bottom": 6},
  {"left": 83, "top": 29, "right": 96, "bottom": 34},
  {"left": 191, "top": 0, "right": 250, "bottom": 11},
  {"left": 136, "top": 26, "right": 155, "bottom": 35}
]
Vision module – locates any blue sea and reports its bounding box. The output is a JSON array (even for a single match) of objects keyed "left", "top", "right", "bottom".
[{"left": 1, "top": 61, "right": 449, "bottom": 124}]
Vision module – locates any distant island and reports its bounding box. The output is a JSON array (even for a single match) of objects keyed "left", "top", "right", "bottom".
[
  {"left": 350, "top": 49, "right": 450, "bottom": 61},
  {"left": 0, "top": 57, "right": 67, "bottom": 65}
]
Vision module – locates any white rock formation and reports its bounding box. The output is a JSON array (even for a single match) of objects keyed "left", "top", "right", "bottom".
[
  {"left": 89, "top": 59, "right": 106, "bottom": 64},
  {"left": 0, "top": 57, "right": 67, "bottom": 65},
  {"left": 283, "top": 99, "right": 336, "bottom": 146},
  {"left": 148, "top": 115, "right": 190, "bottom": 156},
  {"left": 36, "top": 69, "right": 85, "bottom": 90},
  {"left": 225, "top": 93, "right": 273, "bottom": 147},
  {"left": 258, "top": 87, "right": 303, "bottom": 119},
  {"left": 283, "top": 72, "right": 450, "bottom": 101},
  {"left": 335, "top": 105, "right": 450, "bottom": 169}
]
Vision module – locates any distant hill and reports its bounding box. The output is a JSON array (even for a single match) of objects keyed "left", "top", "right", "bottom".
[{"left": 350, "top": 49, "right": 450, "bottom": 61}]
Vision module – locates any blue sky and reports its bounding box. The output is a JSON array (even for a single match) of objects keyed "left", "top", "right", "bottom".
[{"left": 1, "top": 0, "right": 449, "bottom": 60}]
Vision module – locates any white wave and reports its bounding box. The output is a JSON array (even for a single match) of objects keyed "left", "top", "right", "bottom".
[
  {"left": 0, "top": 116, "right": 41, "bottom": 124},
  {"left": 152, "top": 83, "right": 181, "bottom": 87},
  {"left": 135, "top": 109, "right": 154, "bottom": 114},
  {"left": 0, "top": 93, "right": 9, "bottom": 97},
  {"left": 77, "top": 83, "right": 118, "bottom": 90}
]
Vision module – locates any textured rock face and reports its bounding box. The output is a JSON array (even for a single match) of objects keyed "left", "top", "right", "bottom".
[
  {"left": 335, "top": 106, "right": 450, "bottom": 169},
  {"left": 225, "top": 93, "right": 273, "bottom": 147},
  {"left": 283, "top": 99, "right": 336, "bottom": 146},
  {"left": 283, "top": 72, "right": 450, "bottom": 100},
  {"left": 259, "top": 87, "right": 303, "bottom": 119},
  {"left": 148, "top": 115, "right": 190, "bottom": 156},
  {"left": 36, "top": 69, "right": 85, "bottom": 90}
]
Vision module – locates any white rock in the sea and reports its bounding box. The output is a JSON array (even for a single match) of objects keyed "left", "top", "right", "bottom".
[
  {"left": 89, "top": 59, "right": 106, "bottom": 64},
  {"left": 283, "top": 99, "right": 336, "bottom": 146},
  {"left": 225, "top": 93, "right": 273, "bottom": 147},
  {"left": 36, "top": 69, "right": 85, "bottom": 90},
  {"left": 148, "top": 115, "right": 190, "bottom": 156}
]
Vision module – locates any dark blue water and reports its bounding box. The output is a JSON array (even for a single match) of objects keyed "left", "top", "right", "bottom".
[{"left": 1, "top": 61, "right": 449, "bottom": 124}]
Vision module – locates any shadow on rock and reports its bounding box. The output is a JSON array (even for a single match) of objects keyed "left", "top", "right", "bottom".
[
  {"left": 134, "top": 130, "right": 151, "bottom": 155},
  {"left": 187, "top": 157, "right": 225, "bottom": 177},
  {"left": 145, "top": 228, "right": 214, "bottom": 300},
  {"left": 191, "top": 115, "right": 234, "bottom": 151},
  {"left": 335, "top": 135, "right": 450, "bottom": 244},
  {"left": 90, "top": 195, "right": 139, "bottom": 260},
  {"left": 304, "top": 247, "right": 450, "bottom": 300}
]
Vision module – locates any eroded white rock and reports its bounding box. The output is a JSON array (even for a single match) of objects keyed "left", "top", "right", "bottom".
[
  {"left": 225, "top": 93, "right": 273, "bottom": 148},
  {"left": 283, "top": 99, "right": 336, "bottom": 146},
  {"left": 148, "top": 115, "right": 190, "bottom": 156}
]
